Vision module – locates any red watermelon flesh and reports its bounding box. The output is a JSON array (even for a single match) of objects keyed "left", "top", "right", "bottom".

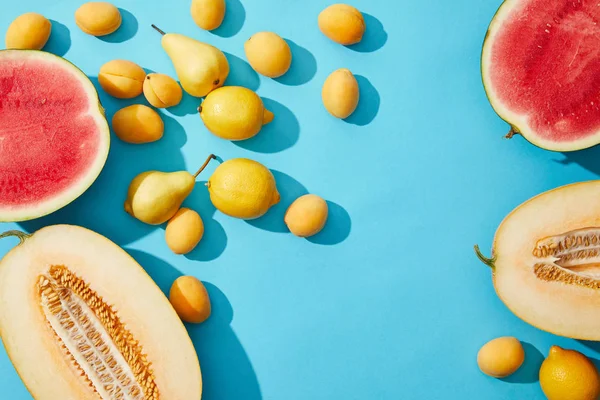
[
  {"left": 482, "top": 0, "right": 600, "bottom": 151},
  {"left": 0, "top": 50, "right": 109, "bottom": 222}
]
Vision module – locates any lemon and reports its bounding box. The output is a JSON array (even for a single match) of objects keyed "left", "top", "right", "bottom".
[
  {"left": 207, "top": 158, "right": 280, "bottom": 219},
  {"left": 540, "top": 346, "right": 600, "bottom": 400},
  {"left": 199, "top": 86, "right": 274, "bottom": 141}
]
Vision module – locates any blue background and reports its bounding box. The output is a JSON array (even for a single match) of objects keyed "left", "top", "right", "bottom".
[{"left": 2, "top": 0, "right": 600, "bottom": 399}]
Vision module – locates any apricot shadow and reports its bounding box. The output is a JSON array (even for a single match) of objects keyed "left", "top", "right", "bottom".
[
  {"left": 223, "top": 52, "right": 260, "bottom": 91},
  {"left": 499, "top": 342, "right": 543, "bottom": 384},
  {"left": 126, "top": 251, "right": 263, "bottom": 400},
  {"left": 346, "top": 13, "right": 387, "bottom": 53},
  {"left": 98, "top": 9, "right": 138, "bottom": 43},
  {"left": 274, "top": 40, "right": 317, "bottom": 86},
  {"left": 306, "top": 201, "right": 351, "bottom": 245},
  {"left": 344, "top": 75, "right": 380, "bottom": 126},
  {"left": 18, "top": 76, "right": 188, "bottom": 246},
  {"left": 246, "top": 170, "right": 308, "bottom": 233},
  {"left": 45, "top": 20, "right": 71, "bottom": 56},
  {"left": 234, "top": 98, "right": 299, "bottom": 153},
  {"left": 211, "top": 0, "right": 246, "bottom": 38}
]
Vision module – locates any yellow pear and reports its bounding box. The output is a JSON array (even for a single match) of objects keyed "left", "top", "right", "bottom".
[
  {"left": 152, "top": 24, "right": 229, "bottom": 97},
  {"left": 125, "top": 154, "right": 216, "bottom": 224}
]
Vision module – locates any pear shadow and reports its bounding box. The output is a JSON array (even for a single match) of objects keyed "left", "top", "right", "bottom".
[
  {"left": 234, "top": 98, "right": 299, "bottom": 153},
  {"left": 274, "top": 40, "right": 317, "bottom": 86},
  {"left": 306, "top": 201, "right": 351, "bottom": 245},
  {"left": 346, "top": 13, "right": 387, "bottom": 53},
  {"left": 223, "top": 52, "right": 260, "bottom": 91},
  {"left": 558, "top": 145, "right": 600, "bottom": 176},
  {"left": 18, "top": 76, "right": 188, "bottom": 245},
  {"left": 211, "top": 0, "right": 246, "bottom": 38},
  {"left": 44, "top": 20, "right": 71, "bottom": 56},
  {"left": 98, "top": 9, "right": 138, "bottom": 43},
  {"left": 499, "top": 342, "right": 544, "bottom": 384},
  {"left": 125, "top": 251, "right": 263, "bottom": 400},
  {"left": 181, "top": 182, "right": 228, "bottom": 262},
  {"left": 246, "top": 170, "right": 308, "bottom": 233},
  {"left": 345, "top": 75, "right": 380, "bottom": 126}
]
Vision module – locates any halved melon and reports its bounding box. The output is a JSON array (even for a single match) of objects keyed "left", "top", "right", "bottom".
[
  {"left": 476, "top": 181, "right": 600, "bottom": 340},
  {"left": 482, "top": 0, "right": 600, "bottom": 151},
  {"left": 0, "top": 50, "right": 110, "bottom": 222},
  {"left": 0, "top": 225, "right": 201, "bottom": 399}
]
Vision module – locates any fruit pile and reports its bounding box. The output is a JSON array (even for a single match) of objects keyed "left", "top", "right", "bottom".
[{"left": 0, "top": 1, "right": 372, "bottom": 398}]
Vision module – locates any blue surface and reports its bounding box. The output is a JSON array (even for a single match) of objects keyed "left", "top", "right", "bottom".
[{"left": 3, "top": 0, "right": 600, "bottom": 399}]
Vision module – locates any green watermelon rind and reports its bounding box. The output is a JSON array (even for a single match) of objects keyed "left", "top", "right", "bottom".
[
  {"left": 480, "top": 0, "right": 600, "bottom": 152},
  {"left": 0, "top": 49, "right": 111, "bottom": 222}
]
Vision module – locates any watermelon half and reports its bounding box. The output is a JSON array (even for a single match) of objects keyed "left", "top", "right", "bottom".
[
  {"left": 0, "top": 50, "right": 110, "bottom": 222},
  {"left": 482, "top": 0, "right": 600, "bottom": 151}
]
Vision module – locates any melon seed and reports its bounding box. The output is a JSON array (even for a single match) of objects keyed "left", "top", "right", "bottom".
[{"left": 37, "top": 265, "right": 158, "bottom": 398}]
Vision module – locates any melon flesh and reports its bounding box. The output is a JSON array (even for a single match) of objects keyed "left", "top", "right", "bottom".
[
  {"left": 0, "top": 50, "right": 109, "bottom": 222},
  {"left": 0, "top": 225, "right": 202, "bottom": 399},
  {"left": 482, "top": 0, "right": 600, "bottom": 151},
  {"left": 482, "top": 181, "right": 600, "bottom": 340}
]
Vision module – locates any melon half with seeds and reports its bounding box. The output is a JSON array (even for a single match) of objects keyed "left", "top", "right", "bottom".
[
  {"left": 482, "top": 0, "right": 600, "bottom": 151},
  {"left": 0, "top": 225, "right": 202, "bottom": 399},
  {"left": 0, "top": 50, "right": 110, "bottom": 222},
  {"left": 475, "top": 181, "right": 600, "bottom": 340}
]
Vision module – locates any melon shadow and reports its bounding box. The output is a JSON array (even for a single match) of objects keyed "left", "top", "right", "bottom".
[
  {"left": 234, "top": 98, "right": 299, "bottom": 153},
  {"left": 19, "top": 77, "right": 188, "bottom": 246},
  {"left": 346, "top": 13, "right": 387, "bottom": 53},
  {"left": 126, "top": 251, "right": 263, "bottom": 400},
  {"left": 306, "top": 201, "right": 351, "bottom": 245},
  {"left": 345, "top": 75, "right": 380, "bottom": 126},
  {"left": 499, "top": 342, "right": 543, "bottom": 384},
  {"left": 274, "top": 40, "right": 317, "bottom": 86},
  {"left": 98, "top": 9, "right": 138, "bottom": 43},
  {"left": 45, "top": 20, "right": 71, "bottom": 57},
  {"left": 211, "top": 0, "right": 246, "bottom": 38},
  {"left": 223, "top": 52, "right": 260, "bottom": 91},
  {"left": 246, "top": 170, "right": 308, "bottom": 233}
]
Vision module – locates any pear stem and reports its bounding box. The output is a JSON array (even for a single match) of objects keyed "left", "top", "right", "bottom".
[
  {"left": 474, "top": 245, "right": 495, "bottom": 269},
  {"left": 151, "top": 24, "right": 166, "bottom": 36},
  {"left": 194, "top": 154, "right": 217, "bottom": 178},
  {"left": 0, "top": 230, "right": 31, "bottom": 245}
]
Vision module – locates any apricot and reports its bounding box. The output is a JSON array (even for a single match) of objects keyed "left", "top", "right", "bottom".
[
  {"left": 191, "top": 0, "right": 226, "bottom": 31},
  {"left": 477, "top": 337, "right": 525, "bottom": 378},
  {"left": 284, "top": 194, "right": 328, "bottom": 237},
  {"left": 322, "top": 68, "right": 359, "bottom": 119},
  {"left": 169, "top": 276, "right": 211, "bottom": 324},
  {"left": 75, "top": 2, "right": 121, "bottom": 36},
  {"left": 5, "top": 12, "right": 52, "bottom": 50},
  {"left": 112, "top": 105, "right": 164, "bottom": 144},
  {"left": 98, "top": 60, "right": 146, "bottom": 99},
  {"left": 318, "top": 4, "right": 365, "bottom": 45},
  {"left": 143, "top": 73, "right": 183, "bottom": 108},
  {"left": 165, "top": 208, "right": 204, "bottom": 254},
  {"left": 244, "top": 32, "right": 292, "bottom": 78}
]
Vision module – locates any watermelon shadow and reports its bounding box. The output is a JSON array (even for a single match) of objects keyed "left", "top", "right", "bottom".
[
  {"left": 499, "top": 342, "right": 543, "bottom": 384},
  {"left": 45, "top": 20, "right": 71, "bottom": 57},
  {"left": 344, "top": 75, "right": 379, "bottom": 126},
  {"left": 18, "top": 77, "right": 188, "bottom": 246},
  {"left": 274, "top": 40, "right": 317, "bottom": 86},
  {"left": 211, "top": 0, "right": 246, "bottom": 38},
  {"left": 558, "top": 146, "right": 600, "bottom": 176},
  {"left": 306, "top": 201, "right": 351, "bottom": 245},
  {"left": 223, "top": 52, "right": 260, "bottom": 91},
  {"left": 126, "top": 250, "right": 263, "bottom": 400},
  {"left": 98, "top": 9, "right": 138, "bottom": 43},
  {"left": 246, "top": 170, "right": 308, "bottom": 233},
  {"left": 234, "top": 98, "right": 299, "bottom": 153},
  {"left": 176, "top": 181, "right": 228, "bottom": 262},
  {"left": 346, "top": 13, "right": 387, "bottom": 53}
]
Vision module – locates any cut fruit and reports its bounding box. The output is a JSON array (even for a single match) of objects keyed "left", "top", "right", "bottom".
[
  {"left": 0, "top": 225, "right": 202, "bottom": 399},
  {"left": 475, "top": 181, "right": 600, "bottom": 340},
  {"left": 481, "top": 0, "right": 600, "bottom": 151},
  {"left": 0, "top": 50, "right": 110, "bottom": 222}
]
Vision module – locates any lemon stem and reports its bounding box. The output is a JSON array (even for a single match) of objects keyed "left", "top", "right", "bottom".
[
  {"left": 0, "top": 230, "right": 31, "bottom": 245},
  {"left": 151, "top": 24, "right": 166, "bottom": 36},
  {"left": 194, "top": 154, "right": 217, "bottom": 178},
  {"left": 474, "top": 245, "right": 495, "bottom": 269}
]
